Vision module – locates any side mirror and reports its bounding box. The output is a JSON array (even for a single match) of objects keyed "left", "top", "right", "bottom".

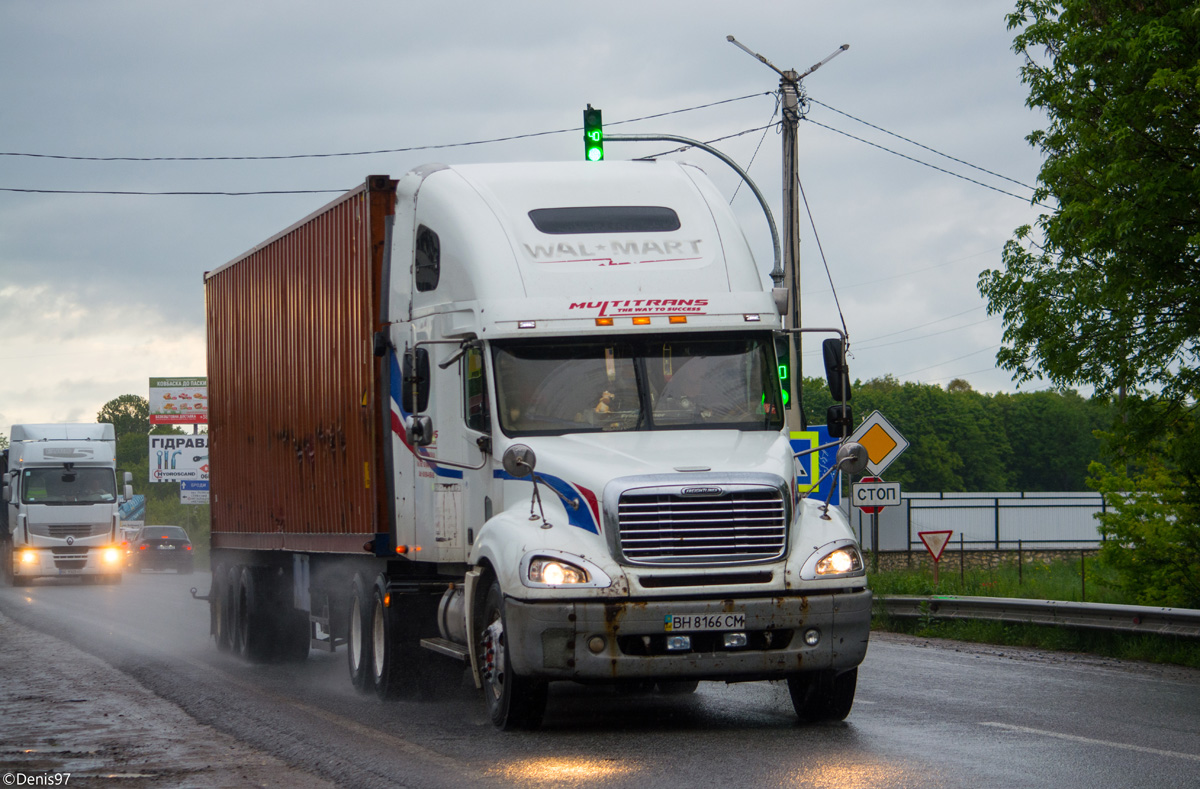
[
  {"left": 822, "top": 338, "right": 851, "bottom": 403},
  {"left": 2, "top": 484, "right": 9, "bottom": 503},
  {"left": 834, "top": 442, "right": 869, "bottom": 475},
  {"left": 501, "top": 444, "right": 537, "bottom": 478},
  {"left": 826, "top": 403, "right": 853, "bottom": 439},
  {"left": 402, "top": 347, "right": 431, "bottom": 413},
  {"left": 406, "top": 415, "right": 434, "bottom": 447}
]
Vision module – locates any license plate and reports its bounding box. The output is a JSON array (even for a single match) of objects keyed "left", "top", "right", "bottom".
[
  {"left": 664, "top": 612, "right": 746, "bottom": 632},
  {"left": 58, "top": 568, "right": 82, "bottom": 575},
  {"left": 157, "top": 544, "right": 176, "bottom": 550}
]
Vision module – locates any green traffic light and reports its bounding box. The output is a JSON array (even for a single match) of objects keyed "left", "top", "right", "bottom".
[{"left": 583, "top": 105, "right": 603, "bottom": 161}]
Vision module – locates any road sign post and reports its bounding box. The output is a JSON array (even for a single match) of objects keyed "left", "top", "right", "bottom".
[
  {"left": 918, "top": 530, "right": 954, "bottom": 587},
  {"left": 852, "top": 476, "right": 902, "bottom": 573}
]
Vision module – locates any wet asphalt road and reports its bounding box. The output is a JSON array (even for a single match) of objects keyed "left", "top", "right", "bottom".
[{"left": 2, "top": 570, "right": 1199, "bottom": 788}]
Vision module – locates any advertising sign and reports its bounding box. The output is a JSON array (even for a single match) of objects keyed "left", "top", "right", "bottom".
[
  {"left": 149, "top": 377, "right": 208, "bottom": 425},
  {"left": 149, "top": 435, "right": 209, "bottom": 483}
]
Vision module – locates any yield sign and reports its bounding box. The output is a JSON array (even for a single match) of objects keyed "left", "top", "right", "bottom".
[{"left": 918, "top": 530, "right": 953, "bottom": 563}]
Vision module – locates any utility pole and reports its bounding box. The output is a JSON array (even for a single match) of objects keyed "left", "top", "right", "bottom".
[{"left": 727, "top": 37, "right": 848, "bottom": 432}]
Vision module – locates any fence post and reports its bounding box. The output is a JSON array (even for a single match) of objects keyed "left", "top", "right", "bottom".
[
  {"left": 994, "top": 497, "right": 1000, "bottom": 550},
  {"left": 1081, "top": 548, "right": 1086, "bottom": 601},
  {"left": 1018, "top": 539, "right": 1023, "bottom": 586},
  {"left": 960, "top": 531, "right": 965, "bottom": 585}
]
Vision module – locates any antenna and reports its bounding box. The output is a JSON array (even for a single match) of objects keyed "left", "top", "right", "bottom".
[{"left": 726, "top": 35, "right": 849, "bottom": 433}]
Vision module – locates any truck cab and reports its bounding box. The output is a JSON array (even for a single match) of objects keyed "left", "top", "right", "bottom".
[{"left": 3, "top": 423, "right": 129, "bottom": 585}]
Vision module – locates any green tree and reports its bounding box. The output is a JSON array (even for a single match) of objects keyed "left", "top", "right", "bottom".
[
  {"left": 979, "top": 0, "right": 1200, "bottom": 601},
  {"left": 979, "top": 1, "right": 1200, "bottom": 401},
  {"left": 1089, "top": 403, "right": 1200, "bottom": 608},
  {"left": 0, "top": 432, "right": 7, "bottom": 450},
  {"left": 97, "top": 394, "right": 150, "bottom": 439}
]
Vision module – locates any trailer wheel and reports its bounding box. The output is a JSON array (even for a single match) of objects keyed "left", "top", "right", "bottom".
[
  {"left": 476, "top": 577, "right": 547, "bottom": 730},
  {"left": 236, "top": 566, "right": 272, "bottom": 663},
  {"left": 277, "top": 608, "right": 311, "bottom": 663},
  {"left": 370, "top": 576, "right": 419, "bottom": 700},
  {"left": 1, "top": 538, "right": 13, "bottom": 586},
  {"left": 347, "top": 574, "right": 373, "bottom": 692},
  {"left": 787, "top": 668, "right": 857, "bottom": 723}
]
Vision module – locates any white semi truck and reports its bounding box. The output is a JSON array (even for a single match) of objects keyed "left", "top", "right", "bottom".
[
  {"left": 205, "top": 161, "right": 871, "bottom": 730},
  {"left": 2, "top": 423, "right": 131, "bottom": 585}
]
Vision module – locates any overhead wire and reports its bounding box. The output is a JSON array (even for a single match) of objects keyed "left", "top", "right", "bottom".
[{"left": 0, "top": 93, "right": 773, "bottom": 162}]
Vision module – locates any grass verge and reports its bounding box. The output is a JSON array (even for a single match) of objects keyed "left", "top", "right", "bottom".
[{"left": 869, "top": 557, "right": 1200, "bottom": 670}]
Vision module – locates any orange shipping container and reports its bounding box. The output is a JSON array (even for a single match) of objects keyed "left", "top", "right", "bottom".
[{"left": 205, "top": 176, "right": 397, "bottom": 553}]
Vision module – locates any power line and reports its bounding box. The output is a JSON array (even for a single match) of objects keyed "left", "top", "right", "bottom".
[
  {"left": 809, "top": 99, "right": 1038, "bottom": 193},
  {"left": 802, "top": 116, "right": 1053, "bottom": 209},
  {"left": 0, "top": 93, "right": 772, "bottom": 162}
]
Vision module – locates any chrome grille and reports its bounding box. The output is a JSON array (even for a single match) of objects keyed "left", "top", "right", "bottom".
[
  {"left": 48, "top": 524, "right": 101, "bottom": 538},
  {"left": 618, "top": 487, "right": 787, "bottom": 565}
]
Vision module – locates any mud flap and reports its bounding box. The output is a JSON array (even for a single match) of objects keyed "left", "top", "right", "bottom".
[{"left": 464, "top": 568, "right": 482, "bottom": 689}]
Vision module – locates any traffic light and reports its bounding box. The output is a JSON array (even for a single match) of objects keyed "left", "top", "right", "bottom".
[
  {"left": 774, "top": 335, "right": 792, "bottom": 408},
  {"left": 583, "top": 105, "right": 604, "bottom": 161}
]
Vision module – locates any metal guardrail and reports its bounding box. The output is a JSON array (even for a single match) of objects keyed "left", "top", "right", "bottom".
[{"left": 877, "top": 595, "right": 1200, "bottom": 638}]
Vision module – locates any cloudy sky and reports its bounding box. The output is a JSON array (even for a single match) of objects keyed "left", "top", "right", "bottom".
[{"left": 1, "top": 0, "right": 1048, "bottom": 431}]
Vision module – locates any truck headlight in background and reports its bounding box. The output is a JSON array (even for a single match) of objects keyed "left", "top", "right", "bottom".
[
  {"left": 101, "top": 546, "right": 122, "bottom": 565},
  {"left": 520, "top": 550, "right": 613, "bottom": 589},
  {"left": 19, "top": 549, "right": 38, "bottom": 566}
]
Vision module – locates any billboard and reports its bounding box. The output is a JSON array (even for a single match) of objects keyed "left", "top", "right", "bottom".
[
  {"left": 149, "top": 377, "right": 208, "bottom": 425},
  {"left": 149, "top": 435, "right": 209, "bottom": 483}
]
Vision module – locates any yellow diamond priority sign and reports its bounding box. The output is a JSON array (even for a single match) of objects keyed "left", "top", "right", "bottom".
[{"left": 848, "top": 410, "right": 909, "bottom": 476}]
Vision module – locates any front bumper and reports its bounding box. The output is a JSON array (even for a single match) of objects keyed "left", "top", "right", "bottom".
[
  {"left": 13, "top": 546, "right": 124, "bottom": 578},
  {"left": 503, "top": 588, "right": 871, "bottom": 682}
]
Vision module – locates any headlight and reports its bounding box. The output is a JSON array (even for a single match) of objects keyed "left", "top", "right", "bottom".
[
  {"left": 814, "top": 547, "right": 863, "bottom": 576},
  {"left": 19, "top": 550, "right": 38, "bottom": 566},
  {"left": 528, "top": 557, "right": 589, "bottom": 585},
  {"left": 101, "top": 547, "right": 122, "bottom": 565}
]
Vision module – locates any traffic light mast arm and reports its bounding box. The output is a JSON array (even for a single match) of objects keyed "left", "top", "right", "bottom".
[{"left": 604, "top": 132, "right": 782, "bottom": 290}]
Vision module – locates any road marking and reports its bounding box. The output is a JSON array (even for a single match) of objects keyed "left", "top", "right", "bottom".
[{"left": 981, "top": 722, "right": 1200, "bottom": 762}]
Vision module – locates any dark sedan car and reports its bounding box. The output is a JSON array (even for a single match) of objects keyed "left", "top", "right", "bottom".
[{"left": 127, "top": 525, "right": 194, "bottom": 574}]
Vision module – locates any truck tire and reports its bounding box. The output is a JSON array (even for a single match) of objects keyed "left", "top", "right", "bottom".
[
  {"left": 370, "top": 575, "right": 420, "bottom": 700},
  {"left": 347, "top": 574, "right": 373, "bottom": 692},
  {"left": 236, "top": 566, "right": 272, "bottom": 663},
  {"left": 213, "top": 564, "right": 238, "bottom": 653},
  {"left": 1, "top": 539, "right": 13, "bottom": 586},
  {"left": 787, "top": 668, "right": 857, "bottom": 723},
  {"left": 476, "top": 577, "right": 547, "bottom": 730}
]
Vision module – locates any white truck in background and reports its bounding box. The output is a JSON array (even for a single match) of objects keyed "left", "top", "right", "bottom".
[
  {"left": 206, "top": 161, "right": 871, "bottom": 730},
  {"left": 2, "top": 423, "right": 132, "bottom": 585}
]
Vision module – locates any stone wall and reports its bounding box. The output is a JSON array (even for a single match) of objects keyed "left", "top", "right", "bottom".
[{"left": 870, "top": 548, "right": 1099, "bottom": 574}]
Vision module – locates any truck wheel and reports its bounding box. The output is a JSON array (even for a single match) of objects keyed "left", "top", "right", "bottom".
[
  {"left": 476, "top": 578, "right": 547, "bottom": 730},
  {"left": 236, "top": 566, "right": 272, "bottom": 663},
  {"left": 787, "top": 668, "right": 857, "bottom": 723},
  {"left": 347, "top": 574, "right": 373, "bottom": 692},
  {"left": 370, "top": 576, "right": 419, "bottom": 700},
  {"left": 211, "top": 563, "right": 230, "bottom": 651},
  {"left": 1, "top": 539, "right": 13, "bottom": 586},
  {"left": 276, "top": 608, "right": 311, "bottom": 663}
]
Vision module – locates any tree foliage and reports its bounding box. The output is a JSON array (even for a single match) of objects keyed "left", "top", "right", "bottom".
[
  {"left": 979, "top": 0, "right": 1200, "bottom": 400},
  {"left": 1089, "top": 402, "right": 1200, "bottom": 608},
  {"left": 97, "top": 394, "right": 150, "bottom": 440},
  {"left": 977, "top": 0, "right": 1200, "bottom": 605},
  {"left": 802, "top": 376, "right": 1110, "bottom": 491}
]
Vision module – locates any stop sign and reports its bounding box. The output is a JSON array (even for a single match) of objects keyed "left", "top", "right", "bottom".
[{"left": 857, "top": 476, "right": 883, "bottom": 515}]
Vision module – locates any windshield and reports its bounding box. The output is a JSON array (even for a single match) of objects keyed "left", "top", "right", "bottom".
[
  {"left": 21, "top": 467, "right": 116, "bottom": 505},
  {"left": 493, "top": 334, "right": 784, "bottom": 436}
]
